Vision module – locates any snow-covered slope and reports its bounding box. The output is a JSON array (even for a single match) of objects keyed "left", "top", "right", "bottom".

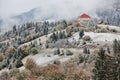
[
  {"left": 98, "top": 25, "right": 120, "bottom": 31},
  {"left": 85, "top": 32, "right": 120, "bottom": 42},
  {"left": 19, "top": 48, "right": 83, "bottom": 71},
  {"left": 69, "top": 32, "right": 120, "bottom": 42}
]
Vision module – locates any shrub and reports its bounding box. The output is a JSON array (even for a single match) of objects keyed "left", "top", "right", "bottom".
[
  {"left": 73, "top": 21, "right": 79, "bottom": 27},
  {"left": 1, "top": 59, "right": 9, "bottom": 69},
  {"left": 48, "top": 72, "right": 65, "bottom": 80},
  {"left": 95, "top": 28, "right": 108, "bottom": 33},
  {"left": 9, "top": 68, "right": 20, "bottom": 77},
  {"left": 78, "top": 55, "right": 84, "bottom": 64},
  {"left": 73, "top": 27, "right": 79, "bottom": 32},
  {"left": 59, "top": 50, "right": 64, "bottom": 56},
  {"left": 0, "top": 54, "right": 4, "bottom": 62},
  {"left": 0, "top": 71, "right": 9, "bottom": 80},
  {"left": 53, "top": 60, "right": 61, "bottom": 65},
  {"left": 54, "top": 48, "right": 60, "bottom": 55},
  {"left": 15, "top": 59, "right": 23, "bottom": 68},
  {"left": 30, "top": 66, "right": 41, "bottom": 76},
  {"left": 67, "top": 31, "right": 72, "bottom": 37},
  {"left": 73, "top": 70, "right": 88, "bottom": 80},
  {"left": 56, "top": 24, "right": 64, "bottom": 31},
  {"left": 25, "top": 58, "right": 36, "bottom": 70},
  {"left": 82, "top": 35, "right": 91, "bottom": 41},
  {"left": 94, "top": 49, "right": 99, "bottom": 54},
  {"left": 5, "top": 47, "right": 16, "bottom": 57},
  {"left": 67, "top": 21, "right": 73, "bottom": 26},
  {"left": 66, "top": 50, "right": 73, "bottom": 56},
  {"left": 66, "top": 26, "right": 72, "bottom": 33},
  {"left": 26, "top": 36, "right": 32, "bottom": 42},
  {"left": 21, "top": 46, "right": 29, "bottom": 58},
  {"left": 6, "top": 47, "right": 16, "bottom": 54},
  {"left": 110, "top": 29, "right": 117, "bottom": 32},
  {"left": 41, "top": 64, "right": 60, "bottom": 78},
  {"left": 31, "top": 48, "right": 38, "bottom": 55},
  {"left": 82, "top": 41, "right": 86, "bottom": 45},
  {"left": 16, "top": 70, "right": 29, "bottom": 80}
]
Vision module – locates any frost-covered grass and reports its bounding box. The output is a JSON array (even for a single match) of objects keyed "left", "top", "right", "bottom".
[
  {"left": 22, "top": 48, "right": 80, "bottom": 66},
  {"left": 98, "top": 24, "right": 120, "bottom": 31},
  {"left": 69, "top": 31, "right": 120, "bottom": 42}
]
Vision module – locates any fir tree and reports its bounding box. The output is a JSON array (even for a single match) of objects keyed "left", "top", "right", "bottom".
[
  {"left": 93, "top": 48, "right": 107, "bottom": 80},
  {"left": 62, "top": 20, "right": 67, "bottom": 29},
  {"left": 79, "top": 30, "right": 84, "bottom": 39}
]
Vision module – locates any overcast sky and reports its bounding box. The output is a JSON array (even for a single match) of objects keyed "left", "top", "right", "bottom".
[{"left": 0, "top": 0, "right": 107, "bottom": 18}]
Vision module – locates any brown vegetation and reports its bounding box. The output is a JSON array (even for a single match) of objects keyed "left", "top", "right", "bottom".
[{"left": 0, "top": 54, "right": 4, "bottom": 62}]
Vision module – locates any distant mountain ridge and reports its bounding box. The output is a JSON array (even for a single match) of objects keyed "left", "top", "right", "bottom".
[
  {"left": 1, "top": 7, "right": 67, "bottom": 27},
  {"left": 0, "top": 7, "right": 58, "bottom": 31},
  {"left": 12, "top": 7, "right": 63, "bottom": 24},
  {"left": 0, "top": 0, "right": 120, "bottom": 32}
]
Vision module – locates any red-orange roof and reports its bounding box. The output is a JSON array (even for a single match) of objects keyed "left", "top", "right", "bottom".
[{"left": 78, "top": 13, "right": 91, "bottom": 18}]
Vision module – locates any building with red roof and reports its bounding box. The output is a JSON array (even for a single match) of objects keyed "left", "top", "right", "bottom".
[{"left": 77, "top": 13, "right": 91, "bottom": 23}]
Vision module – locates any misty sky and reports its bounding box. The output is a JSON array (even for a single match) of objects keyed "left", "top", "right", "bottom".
[{"left": 0, "top": 0, "right": 108, "bottom": 18}]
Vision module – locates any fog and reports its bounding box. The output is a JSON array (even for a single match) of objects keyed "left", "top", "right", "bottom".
[
  {"left": 0, "top": 0, "right": 117, "bottom": 32},
  {"left": 0, "top": 0, "right": 114, "bottom": 18}
]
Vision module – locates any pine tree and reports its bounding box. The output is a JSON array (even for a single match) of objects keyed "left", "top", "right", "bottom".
[
  {"left": 113, "top": 39, "right": 119, "bottom": 54},
  {"left": 62, "top": 20, "right": 67, "bottom": 29},
  {"left": 54, "top": 48, "right": 60, "bottom": 55},
  {"left": 83, "top": 48, "right": 90, "bottom": 54},
  {"left": 83, "top": 47, "right": 88, "bottom": 54},
  {"left": 59, "top": 31, "right": 63, "bottom": 39},
  {"left": 50, "top": 32, "right": 58, "bottom": 42},
  {"left": 87, "top": 49, "right": 90, "bottom": 54},
  {"left": 107, "top": 47, "right": 110, "bottom": 54},
  {"left": 93, "top": 48, "right": 107, "bottom": 80},
  {"left": 13, "top": 25, "right": 17, "bottom": 34},
  {"left": 35, "top": 24, "right": 39, "bottom": 33},
  {"left": 79, "top": 30, "right": 84, "bottom": 39}
]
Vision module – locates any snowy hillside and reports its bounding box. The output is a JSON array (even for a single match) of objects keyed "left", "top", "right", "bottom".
[
  {"left": 98, "top": 25, "right": 120, "bottom": 31},
  {"left": 69, "top": 32, "right": 120, "bottom": 42}
]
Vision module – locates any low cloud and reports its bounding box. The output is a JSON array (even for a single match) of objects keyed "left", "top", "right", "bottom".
[{"left": 0, "top": 0, "right": 117, "bottom": 32}]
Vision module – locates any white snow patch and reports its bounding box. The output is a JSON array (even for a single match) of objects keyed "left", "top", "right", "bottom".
[
  {"left": 68, "top": 31, "right": 120, "bottom": 42},
  {"left": 85, "top": 32, "right": 120, "bottom": 42},
  {"left": 98, "top": 25, "right": 120, "bottom": 31}
]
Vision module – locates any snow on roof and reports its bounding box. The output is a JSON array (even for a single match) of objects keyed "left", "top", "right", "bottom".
[{"left": 78, "top": 13, "right": 91, "bottom": 19}]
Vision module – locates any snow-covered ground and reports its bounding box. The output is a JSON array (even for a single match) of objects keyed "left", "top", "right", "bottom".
[
  {"left": 22, "top": 48, "right": 82, "bottom": 65},
  {"left": 69, "top": 31, "right": 120, "bottom": 42},
  {"left": 19, "top": 48, "right": 83, "bottom": 71},
  {"left": 85, "top": 32, "right": 120, "bottom": 42},
  {"left": 98, "top": 24, "right": 120, "bottom": 31}
]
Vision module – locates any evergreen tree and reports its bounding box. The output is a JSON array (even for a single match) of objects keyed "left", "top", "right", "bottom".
[
  {"left": 93, "top": 48, "right": 107, "bottom": 80},
  {"left": 87, "top": 49, "right": 90, "bottom": 54},
  {"left": 83, "top": 47, "right": 88, "bottom": 54},
  {"left": 67, "top": 31, "right": 72, "bottom": 37},
  {"left": 113, "top": 39, "right": 117, "bottom": 54},
  {"left": 35, "top": 24, "right": 39, "bottom": 33},
  {"left": 45, "top": 42, "right": 49, "bottom": 48},
  {"left": 93, "top": 40, "right": 120, "bottom": 80},
  {"left": 59, "top": 31, "right": 63, "bottom": 39},
  {"left": 13, "top": 25, "right": 17, "bottom": 33},
  {"left": 50, "top": 32, "right": 58, "bottom": 42},
  {"left": 62, "top": 20, "right": 67, "bottom": 29},
  {"left": 54, "top": 48, "right": 60, "bottom": 55},
  {"left": 83, "top": 48, "right": 90, "bottom": 54},
  {"left": 79, "top": 30, "right": 84, "bottom": 39},
  {"left": 107, "top": 47, "right": 110, "bottom": 54}
]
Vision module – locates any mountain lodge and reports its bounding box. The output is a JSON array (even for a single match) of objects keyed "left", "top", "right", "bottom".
[{"left": 77, "top": 13, "right": 91, "bottom": 23}]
